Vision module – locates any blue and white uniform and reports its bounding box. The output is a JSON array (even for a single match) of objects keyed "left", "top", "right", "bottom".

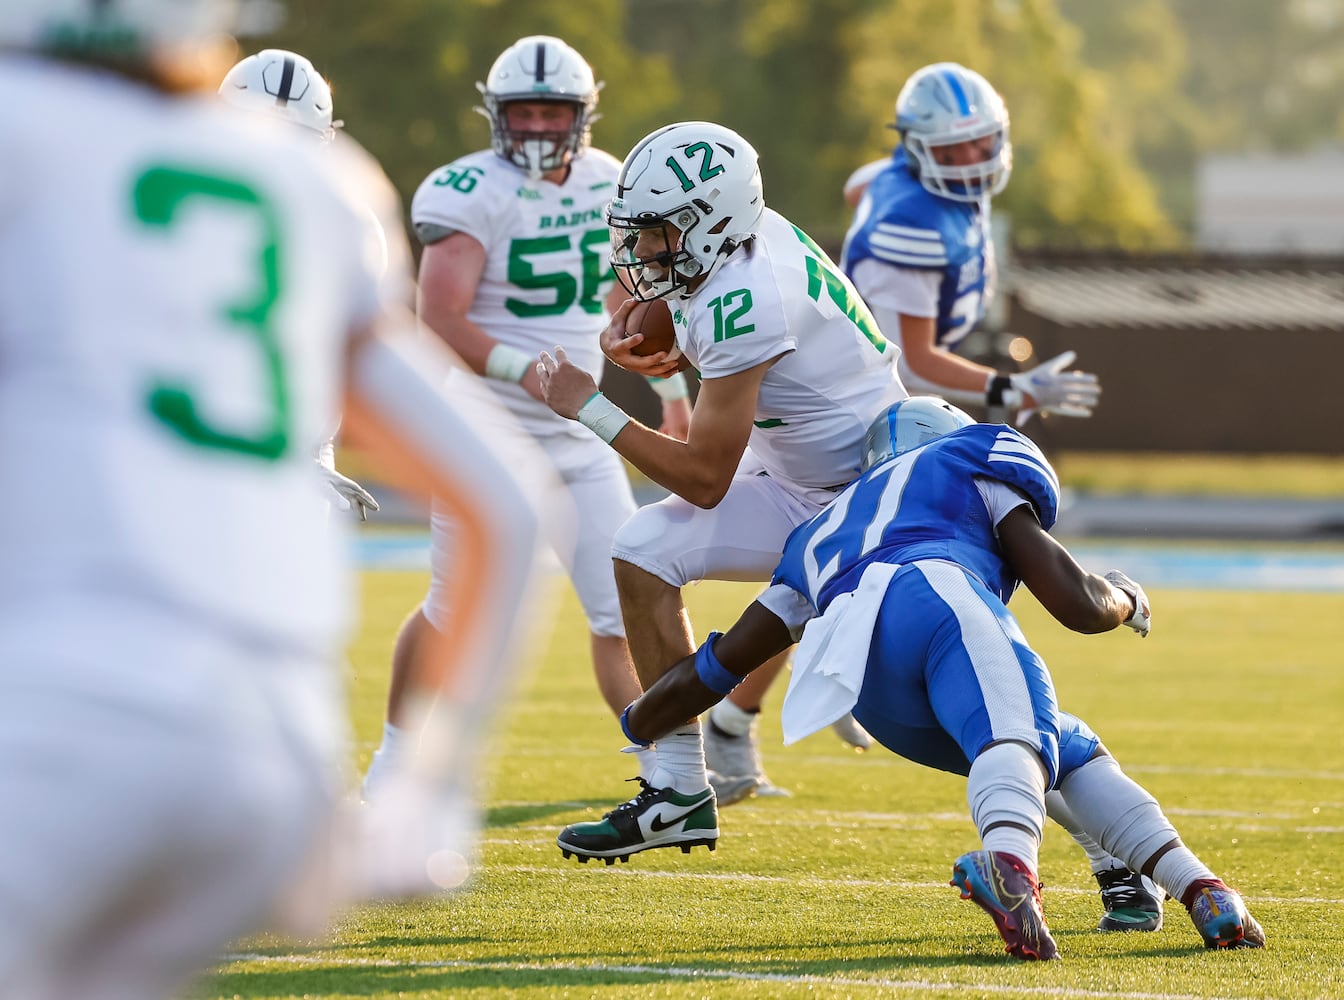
[
  {"left": 840, "top": 149, "right": 994, "bottom": 351},
  {"left": 763, "top": 423, "right": 1100, "bottom": 786}
]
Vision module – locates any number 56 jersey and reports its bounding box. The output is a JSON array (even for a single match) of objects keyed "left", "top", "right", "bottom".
[
  {"left": 411, "top": 148, "right": 621, "bottom": 437},
  {"left": 0, "top": 59, "right": 397, "bottom": 656}
]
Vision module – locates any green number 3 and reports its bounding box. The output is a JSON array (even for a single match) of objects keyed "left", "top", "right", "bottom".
[{"left": 134, "top": 166, "right": 290, "bottom": 461}]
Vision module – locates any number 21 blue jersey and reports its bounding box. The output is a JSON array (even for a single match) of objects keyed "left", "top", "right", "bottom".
[{"left": 772, "top": 424, "right": 1059, "bottom": 613}]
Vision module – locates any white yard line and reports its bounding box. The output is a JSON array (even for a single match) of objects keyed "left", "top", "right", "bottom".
[
  {"left": 492, "top": 863, "right": 1344, "bottom": 905},
  {"left": 220, "top": 952, "right": 1261, "bottom": 1000}
]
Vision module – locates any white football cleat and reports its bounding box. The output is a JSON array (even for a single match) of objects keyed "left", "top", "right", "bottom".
[{"left": 831, "top": 712, "right": 874, "bottom": 751}]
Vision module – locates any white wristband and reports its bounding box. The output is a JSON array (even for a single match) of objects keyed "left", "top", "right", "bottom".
[
  {"left": 484, "top": 343, "right": 533, "bottom": 383},
  {"left": 576, "top": 392, "right": 632, "bottom": 444},
  {"left": 647, "top": 372, "right": 689, "bottom": 401}
]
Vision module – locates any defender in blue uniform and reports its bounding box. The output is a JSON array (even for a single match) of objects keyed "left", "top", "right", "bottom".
[
  {"left": 840, "top": 62, "right": 1099, "bottom": 418},
  {"left": 564, "top": 399, "right": 1265, "bottom": 961}
]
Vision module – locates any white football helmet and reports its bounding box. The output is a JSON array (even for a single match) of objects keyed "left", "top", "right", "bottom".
[
  {"left": 893, "top": 62, "right": 1012, "bottom": 203},
  {"left": 475, "top": 35, "right": 601, "bottom": 178},
  {"left": 862, "top": 397, "right": 975, "bottom": 471},
  {"left": 0, "top": 0, "right": 278, "bottom": 57},
  {"left": 220, "top": 49, "right": 340, "bottom": 141},
  {"left": 607, "top": 121, "right": 765, "bottom": 301}
]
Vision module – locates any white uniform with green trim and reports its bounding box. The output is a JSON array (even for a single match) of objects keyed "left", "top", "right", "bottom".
[
  {"left": 0, "top": 57, "right": 397, "bottom": 999},
  {"left": 411, "top": 148, "right": 621, "bottom": 438},
  {"left": 612, "top": 208, "right": 908, "bottom": 588},
  {"left": 411, "top": 148, "right": 634, "bottom": 636}
]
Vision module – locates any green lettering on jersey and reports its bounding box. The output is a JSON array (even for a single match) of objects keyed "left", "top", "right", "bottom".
[
  {"left": 432, "top": 164, "right": 484, "bottom": 193},
  {"left": 506, "top": 226, "right": 613, "bottom": 317},
  {"left": 133, "top": 166, "right": 290, "bottom": 461},
  {"left": 708, "top": 288, "right": 755, "bottom": 342},
  {"left": 792, "top": 224, "right": 887, "bottom": 354}
]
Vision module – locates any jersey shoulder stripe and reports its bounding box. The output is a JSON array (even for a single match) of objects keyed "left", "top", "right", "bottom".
[
  {"left": 867, "top": 230, "right": 949, "bottom": 267},
  {"left": 977, "top": 427, "right": 1060, "bottom": 529}
]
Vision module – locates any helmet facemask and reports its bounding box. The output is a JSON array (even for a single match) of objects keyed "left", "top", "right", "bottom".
[
  {"left": 607, "top": 205, "right": 706, "bottom": 301},
  {"left": 481, "top": 95, "right": 591, "bottom": 178},
  {"left": 902, "top": 126, "right": 1012, "bottom": 202},
  {"left": 475, "top": 35, "right": 601, "bottom": 181}
]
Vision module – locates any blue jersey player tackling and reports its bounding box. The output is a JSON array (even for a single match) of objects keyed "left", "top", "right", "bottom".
[
  {"left": 561, "top": 398, "right": 1265, "bottom": 961},
  {"left": 840, "top": 63, "right": 1099, "bottom": 421}
]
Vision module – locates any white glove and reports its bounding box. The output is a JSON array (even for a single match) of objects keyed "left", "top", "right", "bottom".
[
  {"left": 1009, "top": 350, "right": 1100, "bottom": 422},
  {"left": 320, "top": 463, "right": 380, "bottom": 521},
  {"left": 1104, "top": 570, "right": 1151, "bottom": 638}
]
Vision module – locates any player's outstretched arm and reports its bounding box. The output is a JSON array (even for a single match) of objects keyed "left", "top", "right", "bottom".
[
  {"left": 623, "top": 602, "right": 794, "bottom": 744},
  {"left": 998, "top": 505, "right": 1150, "bottom": 636}
]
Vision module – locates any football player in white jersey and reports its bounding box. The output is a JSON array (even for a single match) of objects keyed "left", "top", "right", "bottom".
[
  {"left": 577, "top": 397, "right": 1264, "bottom": 959},
  {"left": 538, "top": 121, "right": 907, "bottom": 813},
  {"left": 0, "top": 4, "right": 553, "bottom": 997},
  {"left": 362, "top": 36, "right": 691, "bottom": 794},
  {"left": 219, "top": 47, "right": 380, "bottom": 520}
]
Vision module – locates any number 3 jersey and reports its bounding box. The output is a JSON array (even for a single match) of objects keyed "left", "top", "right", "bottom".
[
  {"left": 672, "top": 208, "right": 906, "bottom": 497},
  {"left": 411, "top": 148, "right": 622, "bottom": 438},
  {"left": 771, "top": 424, "right": 1060, "bottom": 616},
  {"left": 0, "top": 59, "right": 399, "bottom": 656}
]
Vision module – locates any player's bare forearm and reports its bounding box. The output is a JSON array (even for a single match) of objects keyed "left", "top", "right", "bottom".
[
  {"left": 626, "top": 602, "right": 794, "bottom": 741},
  {"left": 998, "top": 506, "right": 1134, "bottom": 633},
  {"left": 608, "top": 420, "right": 740, "bottom": 508}
]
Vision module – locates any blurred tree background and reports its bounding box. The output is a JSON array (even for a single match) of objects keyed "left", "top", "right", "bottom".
[{"left": 259, "top": 0, "right": 1344, "bottom": 252}]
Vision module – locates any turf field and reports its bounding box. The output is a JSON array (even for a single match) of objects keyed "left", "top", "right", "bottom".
[{"left": 196, "top": 569, "right": 1344, "bottom": 999}]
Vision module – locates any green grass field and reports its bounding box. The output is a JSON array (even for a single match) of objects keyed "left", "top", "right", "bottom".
[{"left": 196, "top": 570, "right": 1344, "bottom": 999}]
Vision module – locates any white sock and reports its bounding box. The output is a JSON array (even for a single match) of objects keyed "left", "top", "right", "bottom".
[
  {"left": 1055, "top": 753, "right": 1213, "bottom": 900},
  {"left": 968, "top": 742, "right": 1047, "bottom": 870},
  {"left": 1153, "top": 851, "right": 1217, "bottom": 907},
  {"left": 708, "top": 700, "right": 757, "bottom": 737},
  {"left": 1046, "top": 789, "right": 1129, "bottom": 874},
  {"left": 645, "top": 724, "right": 708, "bottom": 794},
  {"left": 634, "top": 747, "right": 658, "bottom": 780},
  {"left": 362, "top": 721, "right": 411, "bottom": 800}
]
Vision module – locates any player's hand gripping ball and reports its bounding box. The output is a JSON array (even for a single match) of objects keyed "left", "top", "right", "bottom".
[{"left": 626, "top": 298, "right": 680, "bottom": 359}]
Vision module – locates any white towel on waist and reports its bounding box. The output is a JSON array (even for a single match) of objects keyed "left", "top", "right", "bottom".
[{"left": 781, "top": 562, "right": 901, "bottom": 745}]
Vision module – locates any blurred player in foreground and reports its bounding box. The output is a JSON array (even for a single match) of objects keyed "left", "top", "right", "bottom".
[
  {"left": 364, "top": 35, "right": 689, "bottom": 797},
  {"left": 560, "top": 398, "right": 1264, "bottom": 959},
  {"left": 219, "top": 46, "right": 380, "bottom": 521},
  {"left": 0, "top": 4, "right": 553, "bottom": 997}
]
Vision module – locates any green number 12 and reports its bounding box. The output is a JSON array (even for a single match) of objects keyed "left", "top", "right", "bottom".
[{"left": 134, "top": 166, "right": 291, "bottom": 461}]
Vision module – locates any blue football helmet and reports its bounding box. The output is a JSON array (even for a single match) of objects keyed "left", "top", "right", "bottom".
[
  {"left": 893, "top": 62, "right": 1012, "bottom": 202},
  {"left": 862, "top": 397, "right": 975, "bottom": 471}
]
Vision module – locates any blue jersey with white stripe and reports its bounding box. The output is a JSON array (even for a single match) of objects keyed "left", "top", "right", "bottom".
[
  {"left": 772, "top": 424, "right": 1059, "bottom": 613},
  {"left": 840, "top": 149, "right": 993, "bottom": 350}
]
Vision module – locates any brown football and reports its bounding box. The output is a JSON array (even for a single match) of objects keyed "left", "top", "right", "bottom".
[{"left": 626, "top": 298, "right": 680, "bottom": 358}]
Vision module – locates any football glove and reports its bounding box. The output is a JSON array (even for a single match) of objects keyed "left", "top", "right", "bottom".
[
  {"left": 320, "top": 463, "right": 380, "bottom": 521},
  {"left": 1009, "top": 350, "right": 1100, "bottom": 422},
  {"left": 1104, "top": 570, "right": 1151, "bottom": 638}
]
